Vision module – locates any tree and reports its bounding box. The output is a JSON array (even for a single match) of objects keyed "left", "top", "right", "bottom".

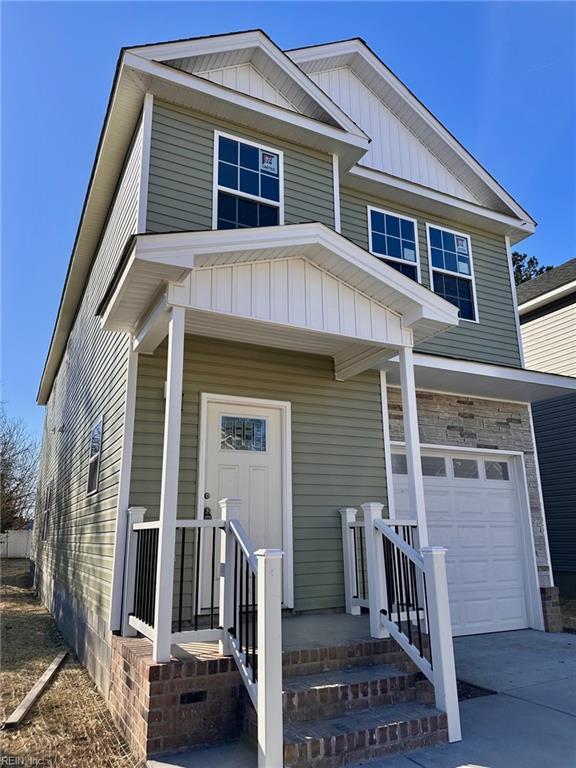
[
  {"left": 512, "top": 251, "right": 553, "bottom": 285},
  {"left": 0, "top": 404, "right": 39, "bottom": 532}
]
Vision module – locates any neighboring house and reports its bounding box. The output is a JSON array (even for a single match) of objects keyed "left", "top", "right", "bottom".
[
  {"left": 32, "top": 31, "right": 576, "bottom": 765},
  {"left": 517, "top": 259, "right": 576, "bottom": 598}
]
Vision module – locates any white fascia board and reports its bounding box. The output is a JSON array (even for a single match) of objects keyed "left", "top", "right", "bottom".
[
  {"left": 134, "top": 223, "right": 459, "bottom": 327},
  {"left": 384, "top": 352, "right": 576, "bottom": 402},
  {"left": 518, "top": 280, "right": 576, "bottom": 315},
  {"left": 290, "top": 39, "right": 535, "bottom": 226},
  {"left": 124, "top": 42, "right": 368, "bottom": 143},
  {"left": 347, "top": 166, "right": 535, "bottom": 240}
]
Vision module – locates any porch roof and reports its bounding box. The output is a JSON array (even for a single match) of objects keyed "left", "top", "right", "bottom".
[{"left": 99, "top": 223, "right": 459, "bottom": 378}]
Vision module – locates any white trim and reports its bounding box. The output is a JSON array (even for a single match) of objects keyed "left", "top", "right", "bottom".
[
  {"left": 109, "top": 345, "right": 140, "bottom": 630},
  {"left": 505, "top": 236, "right": 525, "bottom": 367},
  {"left": 212, "top": 130, "right": 284, "bottom": 230},
  {"left": 425, "top": 222, "right": 480, "bottom": 324},
  {"left": 128, "top": 30, "right": 368, "bottom": 140},
  {"left": 196, "top": 393, "right": 294, "bottom": 608},
  {"left": 518, "top": 279, "right": 576, "bottom": 314},
  {"left": 379, "top": 371, "right": 396, "bottom": 520},
  {"left": 332, "top": 153, "right": 341, "bottom": 233},
  {"left": 136, "top": 93, "right": 153, "bottom": 233},
  {"left": 367, "top": 205, "right": 421, "bottom": 283},
  {"left": 347, "top": 166, "right": 535, "bottom": 242},
  {"left": 390, "top": 441, "right": 545, "bottom": 630},
  {"left": 528, "top": 407, "right": 555, "bottom": 588}
]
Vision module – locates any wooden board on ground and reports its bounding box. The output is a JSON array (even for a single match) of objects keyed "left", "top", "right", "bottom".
[{"left": 3, "top": 650, "right": 68, "bottom": 729}]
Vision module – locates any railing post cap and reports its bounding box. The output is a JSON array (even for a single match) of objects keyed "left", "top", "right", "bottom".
[
  {"left": 128, "top": 506, "right": 146, "bottom": 519},
  {"left": 421, "top": 545, "right": 447, "bottom": 555},
  {"left": 218, "top": 497, "right": 241, "bottom": 506},
  {"left": 360, "top": 501, "right": 384, "bottom": 515},
  {"left": 254, "top": 548, "right": 284, "bottom": 560},
  {"left": 339, "top": 507, "right": 357, "bottom": 517}
]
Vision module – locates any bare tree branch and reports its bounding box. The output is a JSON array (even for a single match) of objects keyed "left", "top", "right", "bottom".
[{"left": 0, "top": 404, "right": 40, "bottom": 532}]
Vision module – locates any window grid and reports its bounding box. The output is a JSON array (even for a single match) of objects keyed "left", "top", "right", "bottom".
[
  {"left": 368, "top": 207, "right": 419, "bottom": 282},
  {"left": 427, "top": 224, "right": 478, "bottom": 321},
  {"left": 214, "top": 132, "right": 283, "bottom": 230}
]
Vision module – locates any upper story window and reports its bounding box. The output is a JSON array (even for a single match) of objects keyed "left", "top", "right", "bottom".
[
  {"left": 214, "top": 132, "right": 283, "bottom": 230},
  {"left": 368, "top": 207, "right": 420, "bottom": 282},
  {"left": 427, "top": 225, "right": 478, "bottom": 321},
  {"left": 87, "top": 418, "right": 103, "bottom": 495},
  {"left": 41, "top": 481, "right": 53, "bottom": 542}
]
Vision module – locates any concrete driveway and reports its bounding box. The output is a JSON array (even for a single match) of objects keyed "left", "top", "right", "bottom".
[{"left": 371, "top": 629, "right": 576, "bottom": 768}]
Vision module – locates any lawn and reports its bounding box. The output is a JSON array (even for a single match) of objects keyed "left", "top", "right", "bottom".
[{"left": 0, "top": 559, "right": 144, "bottom": 767}]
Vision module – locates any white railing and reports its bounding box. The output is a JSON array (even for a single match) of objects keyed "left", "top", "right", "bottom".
[
  {"left": 340, "top": 508, "right": 369, "bottom": 614},
  {"left": 341, "top": 502, "right": 461, "bottom": 743},
  {"left": 122, "top": 500, "right": 283, "bottom": 768}
]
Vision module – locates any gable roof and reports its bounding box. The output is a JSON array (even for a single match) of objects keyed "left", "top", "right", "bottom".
[
  {"left": 517, "top": 257, "right": 576, "bottom": 307},
  {"left": 287, "top": 38, "right": 536, "bottom": 226}
]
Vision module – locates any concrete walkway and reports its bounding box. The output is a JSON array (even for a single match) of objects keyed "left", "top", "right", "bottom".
[{"left": 370, "top": 629, "right": 576, "bottom": 768}]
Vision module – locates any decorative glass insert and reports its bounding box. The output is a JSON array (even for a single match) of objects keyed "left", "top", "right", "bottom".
[
  {"left": 421, "top": 456, "right": 447, "bottom": 477},
  {"left": 452, "top": 458, "right": 479, "bottom": 479},
  {"left": 87, "top": 418, "right": 103, "bottom": 494},
  {"left": 369, "top": 209, "right": 418, "bottom": 281},
  {"left": 428, "top": 226, "right": 476, "bottom": 320},
  {"left": 485, "top": 460, "right": 510, "bottom": 481},
  {"left": 220, "top": 416, "right": 267, "bottom": 452},
  {"left": 217, "top": 192, "right": 279, "bottom": 230},
  {"left": 391, "top": 453, "right": 408, "bottom": 475}
]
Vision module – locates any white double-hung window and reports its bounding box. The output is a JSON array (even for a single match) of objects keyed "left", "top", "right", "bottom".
[
  {"left": 427, "top": 224, "right": 478, "bottom": 321},
  {"left": 214, "top": 132, "right": 283, "bottom": 230},
  {"left": 368, "top": 207, "right": 420, "bottom": 282}
]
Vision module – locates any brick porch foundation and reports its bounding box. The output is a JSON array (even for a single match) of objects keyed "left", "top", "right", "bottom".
[
  {"left": 108, "top": 636, "right": 241, "bottom": 759},
  {"left": 540, "top": 586, "right": 563, "bottom": 632}
]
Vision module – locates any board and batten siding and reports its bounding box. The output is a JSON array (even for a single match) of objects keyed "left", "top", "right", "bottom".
[
  {"left": 146, "top": 100, "right": 335, "bottom": 234},
  {"left": 340, "top": 188, "right": 522, "bottom": 367},
  {"left": 521, "top": 302, "right": 576, "bottom": 376},
  {"left": 33, "top": 116, "right": 144, "bottom": 624},
  {"left": 129, "top": 335, "right": 388, "bottom": 611}
]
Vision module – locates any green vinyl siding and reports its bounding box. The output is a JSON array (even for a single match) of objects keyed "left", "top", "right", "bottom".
[
  {"left": 340, "top": 189, "right": 522, "bottom": 368},
  {"left": 147, "top": 100, "right": 334, "bottom": 234},
  {"left": 130, "top": 335, "right": 388, "bottom": 611},
  {"left": 33, "top": 117, "right": 143, "bottom": 620}
]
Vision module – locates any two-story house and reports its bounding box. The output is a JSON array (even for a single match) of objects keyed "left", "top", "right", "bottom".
[{"left": 33, "top": 30, "right": 576, "bottom": 767}]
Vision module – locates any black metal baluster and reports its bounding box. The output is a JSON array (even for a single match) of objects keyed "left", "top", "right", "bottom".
[
  {"left": 351, "top": 527, "right": 359, "bottom": 599},
  {"left": 239, "top": 551, "right": 244, "bottom": 655},
  {"left": 244, "top": 560, "right": 249, "bottom": 660},
  {"left": 359, "top": 527, "right": 367, "bottom": 600},
  {"left": 251, "top": 570, "right": 257, "bottom": 681},
  {"left": 145, "top": 530, "right": 151, "bottom": 625},
  {"left": 402, "top": 551, "right": 412, "bottom": 645},
  {"left": 410, "top": 558, "right": 423, "bottom": 657},
  {"left": 423, "top": 573, "right": 432, "bottom": 668},
  {"left": 210, "top": 527, "right": 217, "bottom": 629},
  {"left": 194, "top": 527, "right": 202, "bottom": 630},
  {"left": 178, "top": 528, "right": 185, "bottom": 632},
  {"left": 232, "top": 540, "right": 238, "bottom": 638}
]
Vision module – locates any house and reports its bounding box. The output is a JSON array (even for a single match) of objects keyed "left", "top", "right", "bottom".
[
  {"left": 32, "top": 30, "right": 576, "bottom": 766},
  {"left": 517, "top": 259, "right": 576, "bottom": 598}
]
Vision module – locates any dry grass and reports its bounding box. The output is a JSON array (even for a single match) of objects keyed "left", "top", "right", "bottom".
[
  {"left": 560, "top": 597, "right": 576, "bottom": 632},
  {"left": 0, "top": 559, "right": 144, "bottom": 767}
]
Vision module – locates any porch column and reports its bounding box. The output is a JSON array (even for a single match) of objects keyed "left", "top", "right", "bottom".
[
  {"left": 398, "top": 347, "right": 428, "bottom": 546},
  {"left": 153, "top": 305, "right": 185, "bottom": 663}
]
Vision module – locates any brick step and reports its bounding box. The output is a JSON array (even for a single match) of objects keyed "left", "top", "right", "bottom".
[
  {"left": 283, "top": 702, "right": 448, "bottom": 768},
  {"left": 282, "top": 637, "right": 418, "bottom": 677},
  {"left": 283, "top": 664, "right": 427, "bottom": 723}
]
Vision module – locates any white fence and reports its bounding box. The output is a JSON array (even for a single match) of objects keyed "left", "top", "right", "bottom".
[{"left": 0, "top": 530, "right": 32, "bottom": 558}]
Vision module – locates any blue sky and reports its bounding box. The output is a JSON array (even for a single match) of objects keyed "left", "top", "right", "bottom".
[{"left": 2, "top": 1, "right": 575, "bottom": 435}]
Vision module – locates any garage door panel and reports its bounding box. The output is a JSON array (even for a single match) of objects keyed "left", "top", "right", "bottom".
[{"left": 392, "top": 451, "right": 529, "bottom": 636}]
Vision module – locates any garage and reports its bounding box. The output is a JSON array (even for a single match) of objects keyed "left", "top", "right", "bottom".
[{"left": 392, "top": 449, "right": 531, "bottom": 636}]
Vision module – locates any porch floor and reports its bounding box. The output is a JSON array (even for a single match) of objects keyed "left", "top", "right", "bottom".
[{"left": 172, "top": 610, "right": 371, "bottom": 660}]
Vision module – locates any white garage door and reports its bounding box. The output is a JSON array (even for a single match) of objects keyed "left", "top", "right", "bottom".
[{"left": 392, "top": 451, "right": 529, "bottom": 636}]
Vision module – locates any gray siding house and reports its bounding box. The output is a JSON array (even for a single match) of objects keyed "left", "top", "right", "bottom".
[
  {"left": 33, "top": 31, "right": 576, "bottom": 766},
  {"left": 518, "top": 259, "right": 576, "bottom": 597}
]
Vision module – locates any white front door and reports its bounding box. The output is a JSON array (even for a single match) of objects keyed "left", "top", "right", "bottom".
[
  {"left": 201, "top": 399, "right": 284, "bottom": 607},
  {"left": 392, "top": 450, "right": 529, "bottom": 636}
]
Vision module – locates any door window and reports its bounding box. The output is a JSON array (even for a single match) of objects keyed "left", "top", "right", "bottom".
[{"left": 220, "top": 415, "right": 267, "bottom": 452}]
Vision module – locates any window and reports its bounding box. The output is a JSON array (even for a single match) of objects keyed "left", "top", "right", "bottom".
[
  {"left": 87, "top": 418, "right": 103, "bottom": 495},
  {"left": 427, "top": 225, "right": 477, "bottom": 321},
  {"left": 485, "top": 460, "right": 510, "bottom": 481},
  {"left": 215, "top": 133, "right": 282, "bottom": 230},
  {"left": 421, "top": 456, "right": 447, "bottom": 477},
  {"left": 452, "top": 458, "right": 479, "bottom": 479},
  {"left": 220, "top": 416, "right": 267, "bottom": 452},
  {"left": 368, "top": 208, "right": 419, "bottom": 281},
  {"left": 41, "top": 481, "right": 53, "bottom": 541},
  {"left": 391, "top": 453, "right": 408, "bottom": 475}
]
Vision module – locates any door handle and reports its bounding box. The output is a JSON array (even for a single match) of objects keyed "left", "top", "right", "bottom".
[{"left": 204, "top": 507, "right": 212, "bottom": 520}]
